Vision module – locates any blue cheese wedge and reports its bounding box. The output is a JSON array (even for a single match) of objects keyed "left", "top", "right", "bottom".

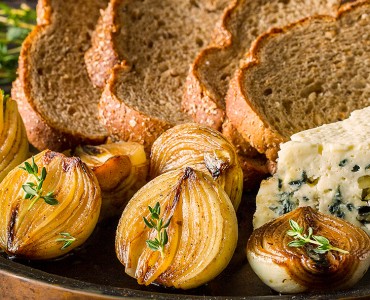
[{"left": 254, "top": 107, "right": 370, "bottom": 234}]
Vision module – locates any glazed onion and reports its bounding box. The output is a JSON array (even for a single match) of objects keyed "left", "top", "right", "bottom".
[
  {"left": 73, "top": 142, "right": 148, "bottom": 220},
  {"left": 150, "top": 123, "right": 243, "bottom": 210},
  {"left": 0, "top": 92, "right": 28, "bottom": 182},
  {"left": 116, "top": 167, "right": 238, "bottom": 289},
  {"left": 247, "top": 207, "right": 370, "bottom": 293},
  {"left": 0, "top": 150, "right": 101, "bottom": 259}
]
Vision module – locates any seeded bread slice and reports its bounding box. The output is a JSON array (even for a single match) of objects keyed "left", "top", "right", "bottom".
[
  {"left": 226, "top": 1, "right": 370, "bottom": 161},
  {"left": 12, "top": 0, "right": 108, "bottom": 151},
  {"left": 183, "top": 0, "right": 352, "bottom": 131},
  {"left": 87, "top": 0, "right": 229, "bottom": 152}
]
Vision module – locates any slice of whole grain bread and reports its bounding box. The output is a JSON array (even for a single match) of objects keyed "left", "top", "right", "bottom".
[
  {"left": 183, "top": 0, "right": 350, "bottom": 131},
  {"left": 86, "top": 0, "right": 230, "bottom": 152},
  {"left": 226, "top": 1, "right": 370, "bottom": 161},
  {"left": 12, "top": 0, "right": 108, "bottom": 151}
]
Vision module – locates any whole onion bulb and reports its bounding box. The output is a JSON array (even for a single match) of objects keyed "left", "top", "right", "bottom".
[
  {"left": 116, "top": 167, "right": 238, "bottom": 289},
  {"left": 0, "top": 150, "right": 101, "bottom": 259},
  {"left": 247, "top": 207, "right": 370, "bottom": 293},
  {"left": 150, "top": 123, "right": 243, "bottom": 210}
]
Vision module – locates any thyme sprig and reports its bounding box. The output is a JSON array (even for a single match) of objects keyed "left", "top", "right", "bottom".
[
  {"left": 287, "top": 219, "right": 349, "bottom": 254},
  {"left": 143, "top": 202, "right": 171, "bottom": 256},
  {"left": 20, "top": 156, "right": 58, "bottom": 210},
  {"left": 0, "top": 3, "right": 36, "bottom": 85},
  {"left": 56, "top": 232, "right": 76, "bottom": 250}
]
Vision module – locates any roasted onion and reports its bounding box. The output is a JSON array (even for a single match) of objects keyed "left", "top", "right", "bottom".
[
  {"left": 0, "top": 150, "right": 101, "bottom": 259},
  {"left": 0, "top": 92, "right": 29, "bottom": 182},
  {"left": 73, "top": 142, "right": 148, "bottom": 219},
  {"left": 150, "top": 123, "right": 243, "bottom": 210},
  {"left": 247, "top": 207, "right": 370, "bottom": 293},
  {"left": 116, "top": 167, "right": 238, "bottom": 289}
]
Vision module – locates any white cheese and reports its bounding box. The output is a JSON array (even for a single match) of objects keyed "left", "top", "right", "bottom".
[{"left": 255, "top": 107, "right": 370, "bottom": 234}]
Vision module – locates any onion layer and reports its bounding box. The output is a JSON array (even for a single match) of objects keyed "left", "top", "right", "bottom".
[
  {"left": 0, "top": 93, "right": 29, "bottom": 182},
  {"left": 73, "top": 142, "right": 148, "bottom": 220},
  {"left": 116, "top": 167, "right": 238, "bottom": 289},
  {"left": 247, "top": 207, "right": 370, "bottom": 293},
  {"left": 0, "top": 150, "right": 101, "bottom": 259},
  {"left": 150, "top": 123, "right": 243, "bottom": 210}
]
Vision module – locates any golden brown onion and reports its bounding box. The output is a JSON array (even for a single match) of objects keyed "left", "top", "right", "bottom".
[
  {"left": 150, "top": 123, "right": 243, "bottom": 210},
  {"left": 116, "top": 167, "right": 238, "bottom": 289},
  {"left": 0, "top": 92, "right": 29, "bottom": 182},
  {"left": 0, "top": 150, "right": 101, "bottom": 259},
  {"left": 247, "top": 207, "right": 370, "bottom": 293},
  {"left": 73, "top": 142, "right": 148, "bottom": 219}
]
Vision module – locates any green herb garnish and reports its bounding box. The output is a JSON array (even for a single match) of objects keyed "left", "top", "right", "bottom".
[
  {"left": 0, "top": 3, "right": 36, "bottom": 85},
  {"left": 287, "top": 219, "right": 349, "bottom": 254},
  {"left": 56, "top": 232, "right": 76, "bottom": 250},
  {"left": 19, "top": 156, "right": 58, "bottom": 210},
  {"left": 143, "top": 202, "right": 171, "bottom": 256}
]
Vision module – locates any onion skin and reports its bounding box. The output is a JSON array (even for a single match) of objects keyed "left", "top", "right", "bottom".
[
  {"left": 247, "top": 207, "right": 370, "bottom": 293},
  {"left": 0, "top": 150, "right": 101, "bottom": 260},
  {"left": 0, "top": 93, "right": 29, "bottom": 182},
  {"left": 73, "top": 142, "right": 148, "bottom": 220},
  {"left": 150, "top": 123, "right": 243, "bottom": 210},
  {"left": 116, "top": 167, "right": 238, "bottom": 289}
]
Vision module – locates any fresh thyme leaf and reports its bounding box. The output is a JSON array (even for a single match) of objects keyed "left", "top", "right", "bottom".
[
  {"left": 143, "top": 217, "right": 154, "bottom": 228},
  {"left": 23, "top": 161, "right": 33, "bottom": 174},
  {"left": 41, "top": 167, "right": 46, "bottom": 181},
  {"left": 288, "top": 240, "right": 306, "bottom": 248},
  {"left": 289, "top": 219, "right": 301, "bottom": 233},
  {"left": 161, "top": 229, "right": 168, "bottom": 245},
  {"left": 19, "top": 157, "right": 58, "bottom": 210},
  {"left": 22, "top": 183, "right": 37, "bottom": 196},
  {"left": 312, "top": 235, "right": 330, "bottom": 245},
  {"left": 287, "top": 219, "right": 349, "bottom": 254},
  {"left": 56, "top": 232, "right": 76, "bottom": 250},
  {"left": 144, "top": 202, "right": 171, "bottom": 256},
  {"left": 42, "top": 192, "right": 58, "bottom": 205}
]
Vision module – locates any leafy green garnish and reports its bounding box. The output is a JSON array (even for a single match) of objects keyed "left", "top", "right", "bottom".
[
  {"left": 19, "top": 156, "right": 58, "bottom": 210},
  {"left": 0, "top": 3, "right": 36, "bottom": 84},
  {"left": 287, "top": 219, "right": 348, "bottom": 254},
  {"left": 56, "top": 232, "right": 76, "bottom": 250},
  {"left": 143, "top": 202, "right": 171, "bottom": 256}
]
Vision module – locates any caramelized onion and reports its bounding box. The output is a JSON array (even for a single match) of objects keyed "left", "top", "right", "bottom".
[
  {"left": 247, "top": 207, "right": 370, "bottom": 293},
  {"left": 150, "top": 123, "right": 243, "bottom": 210},
  {"left": 0, "top": 93, "right": 28, "bottom": 182},
  {"left": 0, "top": 150, "right": 101, "bottom": 259},
  {"left": 73, "top": 142, "right": 148, "bottom": 219},
  {"left": 116, "top": 167, "right": 238, "bottom": 289}
]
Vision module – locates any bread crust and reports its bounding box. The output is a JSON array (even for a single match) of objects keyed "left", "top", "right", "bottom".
[
  {"left": 12, "top": 0, "right": 107, "bottom": 151},
  {"left": 182, "top": 0, "right": 237, "bottom": 131},
  {"left": 183, "top": 62, "right": 226, "bottom": 131},
  {"left": 226, "top": 1, "right": 368, "bottom": 161},
  {"left": 85, "top": 0, "right": 121, "bottom": 89},
  {"left": 99, "top": 64, "right": 173, "bottom": 154}
]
